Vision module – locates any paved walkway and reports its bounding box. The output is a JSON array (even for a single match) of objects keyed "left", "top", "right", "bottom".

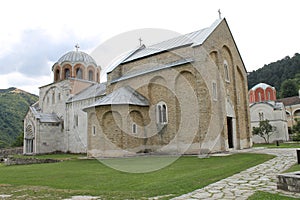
[{"left": 172, "top": 148, "right": 300, "bottom": 200}]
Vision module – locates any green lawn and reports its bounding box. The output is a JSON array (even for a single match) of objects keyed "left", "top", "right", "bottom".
[
  {"left": 248, "top": 191, "right": 299, "bottom": 200},
  {"left": 253, "top": 142, "right": 300, "bottom": 148},
  {"left": 0, "top": 153, "right": 274, "bottom": 200}
]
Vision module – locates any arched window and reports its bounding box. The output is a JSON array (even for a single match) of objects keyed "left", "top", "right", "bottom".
[
  {"left": 88, "top": 70, "right": 94, "bottom": 81},
  {"left": 267, "top": 91, "right": 271, "bottom": 101},
  {"left": 156, "top": 102, "right": 168, "bottom": 124},
  {"left": 259, "top": 112, "right": 264, "bottom": 121},
  {"left": 92, "top": 125, "right": 96, "bottom": 136},
  {"left": 55, "top": 69, "right": 60, "bottom": 81},
  {"left": 65, "top": 68, "right": 70, "bottom": 79},
  {"left": 25, "top": 125, "right": 34, "bottom": 154},
  {"left": 132, "top": 123, "right": 137, "bottom": 134},
  {"left": 258, "top": 92, "right": 261, "bottom": 102},
  {"left": 212, "top": 81, "right": 217, "bottom": 100},
  {"left": 74, "top": 115, "right": 78, "bottom": 127},
  {"left": 76, "top": 68, "right": 83, "bottom": 79},
  {"left": 52, "top": 92, "right": 55, "bottom": 104},
  {"left": 224, "top": 60, "right": 230, "bottom": 82},
  {"left": 97, "top": 72, "right": 99, "bottom": 82}
]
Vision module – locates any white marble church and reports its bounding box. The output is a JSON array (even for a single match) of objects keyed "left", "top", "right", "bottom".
[
  {"left": 24, "top": 18, "right": 252, "bottom": 156},
  {"left": 23, "top": 48, "right": 105, "bottom": 154}
]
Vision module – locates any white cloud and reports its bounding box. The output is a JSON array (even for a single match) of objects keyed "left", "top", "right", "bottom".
[{"left": 0, "top": 0, "right": 300, "bottom": 93}]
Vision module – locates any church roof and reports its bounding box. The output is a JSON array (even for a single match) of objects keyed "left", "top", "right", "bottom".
[
  {"left": 111, "top": 58, "right": 194, "bottom": 83},
  {"left": 67, "top": 82, "right": 107, "bottom": 103},
  {"left": 55, "top": 50, "right": 97, "bottom": 66},
  {"left": 122, "top": 19, "right": 222, "bottom": 63},
  {"left": 38, "top": 113, "right": 61, "bottom": 123},
  {"left": 84, "top": 86, "right": 149, "bottom": 109},
  {"left": 278, "top": 96, "right": 300, "bottom": 106},
  {"left": 250, "top": 83, "right": 275, "bottom": 91}
]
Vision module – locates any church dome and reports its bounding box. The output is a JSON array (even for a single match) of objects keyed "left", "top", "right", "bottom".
[
  {"left": 249, "top": 83, "right": 276, "bottom": 103},
  {"left": 250, "top": 83, "right": 274, "bottom": 91},
  {"left": 57, "top": 50, "right": 97, "bottom": 66}
]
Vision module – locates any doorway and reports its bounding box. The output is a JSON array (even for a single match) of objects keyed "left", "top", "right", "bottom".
[{"left": 227, "top": 117, "right": 234, "bottom": 148}]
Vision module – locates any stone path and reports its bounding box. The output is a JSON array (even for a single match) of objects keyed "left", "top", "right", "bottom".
[{"left": 172, "top": 148, "right": 300, "bottom": 200}]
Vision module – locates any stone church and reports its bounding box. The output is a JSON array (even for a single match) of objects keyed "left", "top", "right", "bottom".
[{"left": 24, "top": 18, "right": 252, "bottom": 156}]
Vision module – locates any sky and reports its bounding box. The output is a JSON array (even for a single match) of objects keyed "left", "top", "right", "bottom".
[{"left": 0, "top": 0, "right": 299, "bottom": 95}]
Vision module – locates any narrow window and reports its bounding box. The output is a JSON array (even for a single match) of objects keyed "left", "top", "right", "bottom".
[
  {"left": 258, "top": 92, "right": 261, "bottom": 102},
  {"left": 74, "top": 115, "right": 78, "bottom": 127},
  {"left": 224, "top": 60, "right": 230, "bottom": 82},
  {"left": 267, "top": 91, "right": 271, "bottom": 101},
  {"left": 162, "top": 104, "right": 167, "bottom": 123},
  {"left": 88, "top": 70, "right": 94, "bottom": 81},
  {"left": 58, "top": 93, "right": 61, "bottom": 101},
  {"left": 132, "top": 123, "right": 137, "bottom": 134},
  {"left": 55, "top": 69, "right": 60, "bottom": 81},
  {"left": 76, "top": 68, "right": 83, "bottom": 79},
  {"left": 158, "top": 105, "right": 162, "bottom": 123},
  {"left": 259, "top": 112, "right": 264, "bottom": 121},
  {"left": 92, "top": 125, "right": 96, "bottom": 136},
  {"left": 52, "top": 92, "right": 55, "bottom": 104},
  {"left": 65, "top": 68, "right": 70, "bottom": 79},
  {"left": 157, "top": 102, "right": 168, "bottom": 124},
  {"left": 212, "top": 82, "right": 217, "bottom": 101}
]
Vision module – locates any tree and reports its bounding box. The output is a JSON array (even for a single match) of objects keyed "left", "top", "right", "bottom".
[
  {"left": 280, "top": 79, "right": 298, "bottom": 98},
  {"left": 252, "top": 120, "right": 276, "bottom": 143},
  {"left": 292, "top": 119, "right": 300, "bottom": 141}
]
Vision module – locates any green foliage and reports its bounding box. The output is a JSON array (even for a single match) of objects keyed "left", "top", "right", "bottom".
[
  {"left": 280, "top": 79, "right": 298, "bottom": 98},
  {"left": 248, "top": 191, "right": 298, "bottom": 200},
  {"left": 0, "top": 87, "right": 38, "bottom": 148},
  {"left": 0, "top": 154, "right": 274, "bottom": 199},
  {"left": 248, "top": 53, "right": 300, "bottom": 97},
  {"left": 291, "top": 119, "right": 300, "bottom": 141},
  {"left": 253, "top": 142, "right": 300, "bottom": 148},
  {"left": 252, "top": 120, "right": 277, "bottom": 143}
]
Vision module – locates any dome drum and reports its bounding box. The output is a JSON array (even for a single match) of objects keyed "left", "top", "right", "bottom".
[{"left": 52, "top": 50, "right": 100, "bottom": 83}]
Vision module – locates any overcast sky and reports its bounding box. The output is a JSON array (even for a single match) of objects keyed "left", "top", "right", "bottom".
[{"left": 0, "top": 0, "right": 299, "bottom": 95}]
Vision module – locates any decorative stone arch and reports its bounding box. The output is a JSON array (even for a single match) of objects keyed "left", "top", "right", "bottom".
[
  {"left": 293, "top": 109, "right": 300, "bottom": 117},
  {"left": 53, "top": 65, "right": 61, "bottom": 82},
  {"left": 41, "top": 86, "right": 58, "bottom": 110},
  {"left": 24, "top": 123, "right": 35, "bottom": 154},
  {"left": 209, "top": 50, "right": 219, "bottom": 69},
  {"left": 148, "top": 75, "right": 167, "bottom": 103},
  {"left": 221, "top": 45, "right": 234, "bottom": 82},
  {"left": 89, "top": 112, "right": 100, "bottom": 136},
  {"left": 74, "top": 64, "right": 85, "bottom": 79},
  {"left": 101, "top": 111, "right": 124, "bottom": 149},
  {"left": 128, "top": 110, "right": 145, "bottom": 135},
  {"left": 62, "top": 64, "right": 72, "bottom": 79},
  {"left": 96, "top": 68, "right": 100, "bottom": 83},
  {"left": 255, "top": 88, "right": 265, "bottom": 102},
  {"left": 265, "top": 87, "right": 276, "bottom": 101},
  {"left": 87, "top": 66, "right": 95, "bottom": 81}
]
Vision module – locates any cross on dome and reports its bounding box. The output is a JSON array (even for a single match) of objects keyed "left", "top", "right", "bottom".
[{"left": 75, "top": 43, "right": 80, "bottom": 51}]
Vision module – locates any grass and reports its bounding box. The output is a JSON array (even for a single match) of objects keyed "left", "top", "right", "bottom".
[
  {"left": 253, "top": 142, "right": 300, "bottom": 148},
  {"left": 248, "top": 191, "right": 299, "bottom": 200},
  {"left": 0, "top": 153, "right": 274, "bottom": 199},
  {"left": 285, "top": 163, "right": 300, "bottom": 173}
]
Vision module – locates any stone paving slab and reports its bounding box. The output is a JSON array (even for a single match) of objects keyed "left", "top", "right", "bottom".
[{"left": 172, "top": 148, "right": 300, "bottom": 200}]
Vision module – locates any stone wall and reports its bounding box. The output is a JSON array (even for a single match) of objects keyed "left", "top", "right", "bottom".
[
  {"left": 0, "top": 147, "right": 23, "bottom": 157},
  {"left": 4, "top": 157, "right": 60, "bottom": 166}
]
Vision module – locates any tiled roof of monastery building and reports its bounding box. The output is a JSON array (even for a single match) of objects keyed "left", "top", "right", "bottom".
[
  {"left": 67, "top": 82, "right": 106, "bottom": 103},
  {"left": 106, "top": 18, "right": 223, "bottom": 73},
  {"left": 278, "top": 96, "right": 300, "bottom": 106},
  {"left": 84, "top": 86, "right": 149, "bottom": 109}
]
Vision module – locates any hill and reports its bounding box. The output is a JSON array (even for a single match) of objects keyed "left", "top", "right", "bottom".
[
  {"left": 0, "top": 87, "right": 38, "bottom": 148},
  {"left": 247, "top": 53, "right": 300, "bottom": 96}
]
